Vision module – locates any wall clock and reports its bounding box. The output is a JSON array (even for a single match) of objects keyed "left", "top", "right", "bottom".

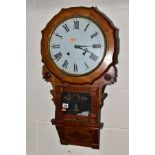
[{"left": 41, "top": 7, "right": 118, "bottom": 149}]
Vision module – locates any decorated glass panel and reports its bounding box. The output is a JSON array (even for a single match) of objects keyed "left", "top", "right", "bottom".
[{"left": 62, "top": 92, "right": 92, "bottom": 116}]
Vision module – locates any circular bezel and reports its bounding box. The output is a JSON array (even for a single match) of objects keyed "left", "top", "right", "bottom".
[{"left": 48, "top": 16, "right": 106, "bottom": 76}]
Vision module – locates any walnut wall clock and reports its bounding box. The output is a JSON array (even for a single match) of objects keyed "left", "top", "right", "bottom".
[{"left": 41, "top": 7, "right": 118, "bottom": 149}]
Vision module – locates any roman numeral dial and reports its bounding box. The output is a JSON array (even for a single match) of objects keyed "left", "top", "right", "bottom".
[
  {"left": 90, "top": 32, "right": 98, "bottom": 39},
  {"left": 49, "top": 17, "right": 105, "bottom": 75},
  {"left": 74, "top": 20, "right": 79, "bottom": 29},
  {"left": 51, "top": 44, "right": 60, "bottom": 49},
  {"left": 84, "top": 22, "right": 90, "bottom": 31},
  {"left": 54, "top": 33, "right": 63, "bottom": 39},
  {"left": 54, "top": 52, "right": 62, "bottom": 61},
  {"left": 62, "top": 60, "right": 69, "bottom": 69},
  {"left": 89, "top": 53, "right": 98, "bottom": 61},
  {"left": 63, "top": 24, "right": 70, "bottom": 32},
  {"left": 74, "top": 63, "right": 78, "bottom": 73},
  {"left": 84, "top": 62, "right": 89, "bottom": 70}
]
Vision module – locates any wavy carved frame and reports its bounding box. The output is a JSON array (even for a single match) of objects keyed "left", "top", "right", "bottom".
[{"left": 41, "top": 7, "right": 118, "bottom": 84}]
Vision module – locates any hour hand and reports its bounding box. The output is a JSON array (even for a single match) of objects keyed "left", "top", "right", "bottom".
[
  {"left": 83, "top": 48, "right": 92, "bottom": 55},
  {"left": 74, "top": 45, "right": 85, "bottom": 50},
  {"left": 74, "top": 45, "right": 92, "bottom": 53},
  {"left": 74, "top": 45, "right": 92, "bottom": 55}
]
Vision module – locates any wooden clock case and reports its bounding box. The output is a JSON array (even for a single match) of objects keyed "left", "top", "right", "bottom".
[{"left": 41, "top": 7, "right": 118, "bottom": 149}]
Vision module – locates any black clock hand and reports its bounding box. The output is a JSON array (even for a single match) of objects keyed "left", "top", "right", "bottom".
[
  {"left": 75, "top": 44, "right": 102, "bottom": 49},
  {"left": 74, "top": 45, "right": 92, "bottom": 55},
  {"left": 74, "top": 45, "right": 85, "bottom": 51},
  {"left": 74, "top": 45, "right": 91, "bottom": 48},
  {"left": 82, "top": 48, "right": 92, "bottom": 55}
]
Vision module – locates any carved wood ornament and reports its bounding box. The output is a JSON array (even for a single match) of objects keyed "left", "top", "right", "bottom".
[{"left": 41, "top": 7, "right": 118, "bottom": 149}]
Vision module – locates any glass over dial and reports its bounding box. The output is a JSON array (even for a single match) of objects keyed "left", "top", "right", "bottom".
[{"left": 49, "top": 17, "right": 106, "bottom": 76}]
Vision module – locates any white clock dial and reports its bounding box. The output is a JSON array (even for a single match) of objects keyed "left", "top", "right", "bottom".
[{"left": 49, "top": 17, "right": 105, "bottom": 76}]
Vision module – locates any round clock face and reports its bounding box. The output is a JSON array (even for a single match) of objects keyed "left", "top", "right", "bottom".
[{"left": 49, "top": 17, "right": 106, "bottom": 76}]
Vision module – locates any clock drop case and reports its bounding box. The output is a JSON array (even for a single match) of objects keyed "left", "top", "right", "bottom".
[{"left": 41, "top": 7, "right": 118, "bottom": 149}]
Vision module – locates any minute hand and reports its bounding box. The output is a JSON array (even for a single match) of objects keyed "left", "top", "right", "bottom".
[
  {"left": 74, "top": 45, "right": 92, "bottom": 48},
  {"left": 74, "top": 44, "right": 101, "bottom": 48}
]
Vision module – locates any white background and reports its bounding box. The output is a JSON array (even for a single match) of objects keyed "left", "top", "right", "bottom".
[
  {"left": 26, "top": 1, "right": 128, "bottom": 155},
  {"left": 0, "top": 0, "right": 155, "bottom": 155}
]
